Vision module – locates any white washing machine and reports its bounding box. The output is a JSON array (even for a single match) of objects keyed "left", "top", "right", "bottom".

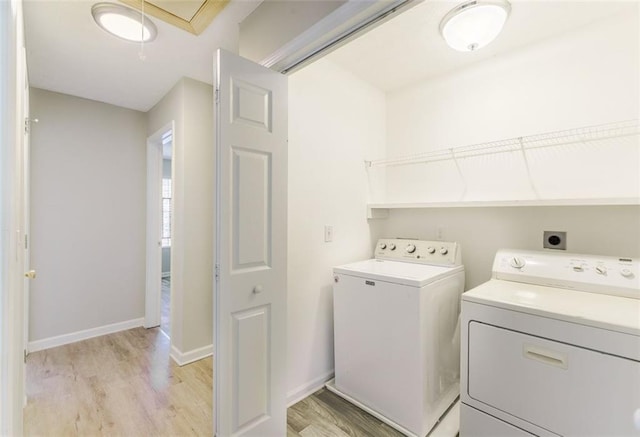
[
  {"left": 460, "top": 249, "right": 640, "bottom": 437},
  {"left": 328, "top": 238, "right": 465, "bottom": 437}
]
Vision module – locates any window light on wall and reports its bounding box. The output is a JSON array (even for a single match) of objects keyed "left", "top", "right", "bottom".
[{"left": 440, "top": 0, "right": 511, "bottom": 52}]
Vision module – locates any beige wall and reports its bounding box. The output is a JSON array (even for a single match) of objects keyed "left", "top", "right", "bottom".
[
  {"left": 29, "top": 88, "right": 147, "bottom": 341},
  {"left": 147, "top": 77, "right": 214, "bottom": 355}
]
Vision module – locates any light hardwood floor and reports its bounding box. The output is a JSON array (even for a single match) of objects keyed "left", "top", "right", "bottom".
[
  {"left": 24, "top": 327, "right": 403, "bottom": 436},
  {"left": 25, "top": 328, "right": 211, "bottom": 436},
  {"left": 288, "top": 389, "right": 404, "bottom": 437}
]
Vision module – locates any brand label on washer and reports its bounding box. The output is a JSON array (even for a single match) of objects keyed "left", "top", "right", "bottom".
[{"left": 365, "top": 280, "right": 375, "bottom": 286}]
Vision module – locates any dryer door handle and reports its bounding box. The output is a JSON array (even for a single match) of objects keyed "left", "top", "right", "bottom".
[{"left": 523, "top": 344, "right": 568, "bottom": 369}]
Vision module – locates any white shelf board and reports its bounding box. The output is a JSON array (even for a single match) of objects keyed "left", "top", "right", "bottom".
[{"left": 367, "top": 197, "right": 640, "bottom": 219}]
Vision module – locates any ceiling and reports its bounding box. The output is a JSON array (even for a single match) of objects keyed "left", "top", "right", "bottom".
[
  {"left": 23, "top": 0, "right": 261, "bottom": 112},
  {"left": 327, "top": 0, "right": 636, "bottom": 92},
  {"left": 23, "top": 0, "right": 637, "bottom": 113}
]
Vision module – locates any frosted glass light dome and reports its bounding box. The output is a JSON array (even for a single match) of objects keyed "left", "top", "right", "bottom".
[
  {"left": 440, "top": 0, "right": 511, "bottom": 52},
  {"left": 92, "top": 3, "right": 157, "bottom": 43}
]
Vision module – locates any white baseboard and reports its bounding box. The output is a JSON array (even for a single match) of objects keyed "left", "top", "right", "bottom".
[
  {"left": 287, "top": 370, "right": 335, "bottom": 407},
  {"left": 170, "top": 343, "right": 213, "bottom": 366},
  {"left": 28, "top": 318, "right": 145, "bottom": 353}
]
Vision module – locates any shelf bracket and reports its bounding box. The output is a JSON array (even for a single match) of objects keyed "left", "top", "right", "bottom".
[
  {"left": 518, "top": 137, "right": 541, "bottom": 200},
  {"left": 450, "top": 148, "right": 467, "bottom": 201}
]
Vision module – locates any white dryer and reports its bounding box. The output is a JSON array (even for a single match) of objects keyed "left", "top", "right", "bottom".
[
  {"left": 329, "top": 238, "right": 465, "bottom": 437},
  {"left": 461, "top": 249, "right": 640, "bottom": 437}
]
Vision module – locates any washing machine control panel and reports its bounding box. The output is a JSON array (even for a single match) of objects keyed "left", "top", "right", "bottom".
[
  {"left": 493, "top": 249, "right": 640, "bottom": 299},
  {"left": 375, "top": 239, "right": 461, "bottom": 266}
]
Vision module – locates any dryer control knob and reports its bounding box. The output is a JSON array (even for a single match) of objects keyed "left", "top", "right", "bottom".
[
  {"left": 406, "top": 244, "right": 416, "bottom": 254},
  {"left": 427, "top": 247, "right": 436, "bottom": 254},
  {"left": 595, "top": 266, "right": 607, "bottom": 275},
  {"left": 389, "top": 243, "right": 396, "bottom": 251},
  {"left": 510, "top": 257, "right": 526, "bottom": 269},
  {"left": 621, "top": 268, "right": 634, "bottom": 278},
  {"left": 440, "top": 247, "right": 449, "bottom": 255},
  {"left": 379, "top": 243, "right": 387, "bottom": 250}
]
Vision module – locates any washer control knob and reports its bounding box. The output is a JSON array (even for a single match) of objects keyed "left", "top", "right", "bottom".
[
  {"left": 595, "top": 266, "right": 607, "bottom": 275},
  {"left": 621, "top": 268, "right": 634, "bottom": 278},
  {"left": 510, "top": 257, "right": 526, "bottom": 269},
  {"left": 379, "top": 243, "right": 387, "bottom": 250},
  {"left": 440, "top": 247, "right": 449, "bottom": 255},
  {"left": 389, "top": 243, "right": 396, "bottom": 251},
  {"left": 427, "top": 247, "right": 436, "bottom": 254},
  {"left": 406, "top": 244, "right": 416, "bottom": 254},
  {"left": 573, "top": 265, "right": 584, "bottom": 272}
]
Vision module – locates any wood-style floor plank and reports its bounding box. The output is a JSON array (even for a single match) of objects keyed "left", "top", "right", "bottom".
[
  {"left": 25, "top": 327, "right": 409, "bottom": 436},
  {"left": 24, "top": 327, "right": 213, "bottom": 437},
  {"left": 299, "top": 421, "right": 352, "bottom": 437},
  {"left": 289, "top": 389, "right": 405, "bottom": 437}
]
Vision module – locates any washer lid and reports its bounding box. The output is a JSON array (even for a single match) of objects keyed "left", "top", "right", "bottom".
[
  {"left": 463, "top": 279, "right": 640, "bottom": 336},
  {"left": 334, "top": 259, "right": 464, "bottom": 287}
]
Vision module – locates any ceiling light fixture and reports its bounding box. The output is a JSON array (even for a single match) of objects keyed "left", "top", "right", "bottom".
[
  {"left": 440, "top": 0, "right": 511, "bottom": 52},
  {"left": 92, "top": 3, "right": 157, "bottom": 43}
]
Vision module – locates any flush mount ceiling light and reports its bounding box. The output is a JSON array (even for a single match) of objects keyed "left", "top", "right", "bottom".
[
  {"left": 92, "top": 3, "right": 157, "bottom": 43},
  {"left": 440, "top": 0, "right": 511, "bottom": 52}
]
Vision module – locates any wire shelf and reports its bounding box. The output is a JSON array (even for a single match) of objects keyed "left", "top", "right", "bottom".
[{"left": 365, "top": 119, "right": 640, "bottom": 168}]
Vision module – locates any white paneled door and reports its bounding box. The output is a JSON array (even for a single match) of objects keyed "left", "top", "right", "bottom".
[{"left": 214, "top": 49, "right": 288, "bottom": 437}]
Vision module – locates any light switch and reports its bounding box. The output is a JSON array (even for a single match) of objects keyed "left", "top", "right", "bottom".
[{"left": 324, "top": 225, "right": 333, "bottom": 242}]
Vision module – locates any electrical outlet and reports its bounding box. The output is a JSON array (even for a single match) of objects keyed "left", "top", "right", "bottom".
[
  {"left": 324, "top": 225, "right": 333, "bottom": 242},
  {"left": 543, "top": 231, "right": 567, "bottom": 250},
  {"left": 436, "top": 226, "right": 445, "bottom": 241}
]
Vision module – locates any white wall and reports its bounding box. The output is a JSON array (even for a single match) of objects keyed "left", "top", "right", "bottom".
[
  {"left": 147, "top": 77, "right": 214, "bottom": 358},
  {"left": 29, "top": 88, "right": 147, "bottom": 341},
  {"left": 381, "top": 12, "right": 639, "bottom": 203},
  {"left": 287, "top": 58, "right": 386, "bottom": 402}
]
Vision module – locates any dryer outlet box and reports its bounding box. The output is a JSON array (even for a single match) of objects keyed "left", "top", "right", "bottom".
[{"left": 543, "top": 231, "right": 567, "bottom": 250}]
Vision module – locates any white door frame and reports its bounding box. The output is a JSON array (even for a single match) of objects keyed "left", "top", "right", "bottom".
[
  {"left": 145, "top": 121, "right": 173, "bottom": 328},
  {"left": 0, "top": 0, "right": 27, "bottom": 432},
  {"left": 21, "top": 45, "right": 31, "bottom": 407}
]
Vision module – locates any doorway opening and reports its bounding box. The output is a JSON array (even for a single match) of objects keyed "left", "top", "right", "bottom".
[
  {"left": 160, "top": 130, "right": 172, "bottom": 337},
  {"left": 145, "top": 122, "right": 174, "bottom": 336}
]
